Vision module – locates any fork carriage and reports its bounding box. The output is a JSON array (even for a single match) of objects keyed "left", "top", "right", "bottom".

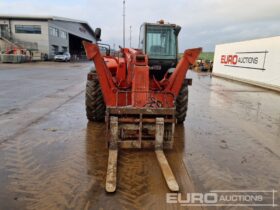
[
  {"left": 106, "top": 107, "right": 176, "bottom": 149},
  {"left": 105, "top": 107, "right": 179, "bottom": 192}
]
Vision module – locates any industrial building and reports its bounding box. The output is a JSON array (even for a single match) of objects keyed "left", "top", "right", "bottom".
[{"left": 0, "top": 15, "right": 96, "bottom": 59}]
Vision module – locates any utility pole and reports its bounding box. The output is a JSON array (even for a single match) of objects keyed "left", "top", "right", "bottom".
[
  {"left": 123, "top": 0, "right": 126, "bottom": 48},
  {"left": 129, "top": 25, "right": 132, "bottom": 48}
]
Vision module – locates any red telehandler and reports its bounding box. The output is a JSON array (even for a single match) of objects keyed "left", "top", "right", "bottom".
[{"left": 83, "top": 20, "right": 201, "bottom": 192}]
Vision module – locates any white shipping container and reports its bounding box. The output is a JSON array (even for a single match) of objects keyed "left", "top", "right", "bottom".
[{"left": 213, "top": 36, "right": 280, "bottom": 91}]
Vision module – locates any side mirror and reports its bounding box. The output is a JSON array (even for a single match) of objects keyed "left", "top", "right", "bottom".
[
  {"left": 174, "top": 26, "right": 181, "bottom": 36},
  {"left": 95, "top": 28, "right": 101, "bottom": 40}
]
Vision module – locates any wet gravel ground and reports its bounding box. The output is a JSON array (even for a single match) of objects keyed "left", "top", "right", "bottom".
[{"left": 0, "top": 63, "right": 279, "bottom": 210}]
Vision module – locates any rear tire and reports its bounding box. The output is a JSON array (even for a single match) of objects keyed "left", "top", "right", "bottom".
[
  {"left": 175, "top": 80, "right": 189, "bottom": 124},
  {"left": 85, "top": 72, "right": 106, "bottom": 122}
]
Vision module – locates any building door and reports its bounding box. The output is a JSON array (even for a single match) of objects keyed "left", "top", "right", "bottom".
[{"left": 0, "top": 25, "right": 9, "bottom": 38}]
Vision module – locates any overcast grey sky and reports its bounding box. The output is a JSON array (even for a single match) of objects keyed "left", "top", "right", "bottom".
[{"left": 1, "top": 0, "right": 280, "bottom": 51}]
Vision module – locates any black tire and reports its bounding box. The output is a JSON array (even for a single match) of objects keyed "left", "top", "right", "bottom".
[
  {"left": 175, "top": 80, "right": 189, "bottom": 123},
  {"left": 85, "top": 72, "right": 106, "bottom": 121}
]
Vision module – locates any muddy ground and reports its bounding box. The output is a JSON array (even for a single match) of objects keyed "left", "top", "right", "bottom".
[{"left": 0, "top": 62, "right": 279, "bottom": 210}]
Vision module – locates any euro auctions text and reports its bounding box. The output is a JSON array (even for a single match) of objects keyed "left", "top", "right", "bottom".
[{"left": 166, "top": 190, "right": 278, "bottom": 207}]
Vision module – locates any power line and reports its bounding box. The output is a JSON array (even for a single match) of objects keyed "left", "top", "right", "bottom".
[
  {"left": 123, "top": 0, "right": 125, "bottom": 48},
  {"left": 129, "top": 25, "right": 132, "bottom": 48}
]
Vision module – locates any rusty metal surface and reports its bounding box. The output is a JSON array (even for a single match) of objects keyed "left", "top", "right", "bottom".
[
  {"left": 106, "top": 109, "right": 175, "bottom": 149},
  {"left": 0, "top": 64, "right": 279, "bottom": 210},
  {"left": 118, "top": 117, "right": 175, "bottom": 123},
  {"left": 155, "top": 150, "right": 179, "bottom": 192},
  {"left": 155, "top": 118, "right": 179, "bottom": 192},
  {"left": 107, "top": 106, "right": 176, "bottom": 115},
  {"left": 109, "top": 116, "right": 118, "bottom": 149},
  {"left": 105, "top": 149, "right": 118, "bottom": 192}
]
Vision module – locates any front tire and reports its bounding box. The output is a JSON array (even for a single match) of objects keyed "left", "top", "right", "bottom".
[
  {"left": 85, "top": 72, "right": 106, "bottom": 121},
  {"left": 175, "top": 80, "right": 189, "bottom": 124}
]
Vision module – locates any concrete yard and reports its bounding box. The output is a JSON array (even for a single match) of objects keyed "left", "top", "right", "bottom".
[{"left": 0, "top": 62, "right": 279, "bottom": 210}]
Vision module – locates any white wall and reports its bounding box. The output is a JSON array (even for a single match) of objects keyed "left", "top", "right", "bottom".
[
  {"left": 213, "top": 36, "right": 280, "bottom": 89},
  {"left": 10, "top": 20, "right": 49, "bottom": 54}
]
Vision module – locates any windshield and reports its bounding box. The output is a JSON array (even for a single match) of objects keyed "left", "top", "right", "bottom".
[{"left": 146, "top": 25, "right": 176, "bottom": 59}]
